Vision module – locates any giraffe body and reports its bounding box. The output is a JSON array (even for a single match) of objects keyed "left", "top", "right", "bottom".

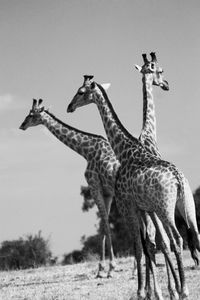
[
  {"left": 137, "top": 52, "right": 199, "bottom": 269},
  {"left": 20, "top": 99, "right": 120, "bottom": 278},
  {"left": 68, "top": 75, "right": 200, "bottom": 299}
]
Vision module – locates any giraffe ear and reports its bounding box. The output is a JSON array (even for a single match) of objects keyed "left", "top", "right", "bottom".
[
  {"left": 101, "top": 83, "right": 111, "bottom": 91},
  {"left": 135, "top": 64, "right": 142, "bottom": 72}
]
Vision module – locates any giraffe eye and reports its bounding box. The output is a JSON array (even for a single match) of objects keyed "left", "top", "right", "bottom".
[
  {"left": 151, "top": 63, "right": 155, "bottom": 70},
  {"left": 78, "top": 88, "right": 85, "bottom": 95}
]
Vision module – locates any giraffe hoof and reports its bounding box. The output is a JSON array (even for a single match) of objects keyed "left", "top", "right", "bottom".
[
  {"left": 180, "top": 286, "right": 189, "bottom": 299},
  {"left": 110, "top": 261, "right": 117, "bottom": 270},
  {"left": 107, "top": 272, "right": 113, "bottom": 279},
  {"left": 95, "top": 271, "right": 105, "bottom": 279},
  {"left": 145, "top": 291, "right": 153, "bottom": 300},
  {"left": 96, "top": 262, "right": 106, "bottom": 278},
  {"left": 169, "top": 290, "right": 179, "bottom": 300}
]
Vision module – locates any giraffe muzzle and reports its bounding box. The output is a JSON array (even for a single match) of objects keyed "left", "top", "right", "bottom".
[
  {"left": 19, "top": 123, "right": 26, "bottom": 130},
  {"left": 67, "top": 103, "right": 75, "bottom": 113},
  {"left": 160, "top": 80, "right": 169, "bottom": 91}
]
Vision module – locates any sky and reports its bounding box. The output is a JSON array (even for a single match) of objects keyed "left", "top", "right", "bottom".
[{"left": 0, "top": 0, "right": 200, "bottom": 257}]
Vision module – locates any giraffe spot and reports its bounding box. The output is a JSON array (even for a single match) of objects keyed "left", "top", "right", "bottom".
[
  {"left": 88, "top": 154, "right": 93, "bottom": 161},
  {"left": 55, "top": 124, "right": 60, "bottom": 130},
  {"left": 68, "top": 132, "right": 74, "bottom": 139},
  {"left": 107, "top": 119, "right": 113, "bottom": 129},
  {"left": 72, "top": 139, "right": 76, "bottom": 146},
  {"left": 62, "top": 128, "right": 67, "bottom": 134},
  {"left": 114, "top": 136, "right": 121, "bottom": 145},
  {"left": 82, "top": 141, "right": 89, "bottom": 148},
  {"left": 109, "top": 130, "right": 114, "bottom": 139}
]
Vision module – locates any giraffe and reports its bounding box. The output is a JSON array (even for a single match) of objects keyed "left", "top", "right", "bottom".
[
  {"left": 19, "top": 98, "right": 120, "bottom": 278},
  {"left": 135, "top": 52, "right": 179, "bottom": 299},
  {"left": 67, "top": 74, "right": 200, "bottom": 299},
  {"left": 67, "top": 69, "right": 179, "bottom": 299},
  {"left": 135, "top": 52, "right": 199, "bottom": 296}
]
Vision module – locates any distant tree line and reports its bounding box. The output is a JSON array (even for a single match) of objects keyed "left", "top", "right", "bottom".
[
  {"left": 2, "top": 186, "right": 200, "bottom": 269},
  {"left": 0, "top": 231, "right": 52, "bottom": 270},
  {"left": 62, "top": 185, "right": 200, "bottom": 265}
]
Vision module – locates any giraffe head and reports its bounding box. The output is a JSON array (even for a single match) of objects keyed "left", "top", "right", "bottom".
[
  {"left": 19, "top": 99, "right": 45, "bottom": 130},
  {"left": 135, "top": 52, "right": 169, "bottom": 91},
  {"left": 67, "top": 75, "right": 110, "bottom": 113}
]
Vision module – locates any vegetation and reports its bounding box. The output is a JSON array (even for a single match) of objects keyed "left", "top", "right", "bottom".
[{"left": 0, "top": 231, "right": 52, "bottom": 270}]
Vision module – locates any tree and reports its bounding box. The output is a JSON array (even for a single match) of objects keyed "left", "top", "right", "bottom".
[
  {"left": 0, "top": 231, "right": 52, "bottom": 270},
  {"left": 80, "top": 186, "right": 95, "bottom": 211},
  {"left": 62, "top": 250, "right": 84, "bottom": 265}
]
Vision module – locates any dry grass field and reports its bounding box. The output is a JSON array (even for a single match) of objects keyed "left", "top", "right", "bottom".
[{"left": 0, "top": 250, "right": 199, "bottom": 300}]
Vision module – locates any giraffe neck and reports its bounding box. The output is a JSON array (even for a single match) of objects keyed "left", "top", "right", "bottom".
[
  {"left": 41, "top": 110, "right": 104, "bottom": 160},
  {"left": 141, "top": 75, "right": 157, "bottom": 143},
  {"left": 139, "top": 75, "right": 161, "bottom": 158},
  {"left": 95, "top": 83, "right": 138, "bottom": 161}
]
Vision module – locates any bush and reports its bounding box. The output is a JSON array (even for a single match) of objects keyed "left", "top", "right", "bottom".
[
  {"left": 62, "top": 250, "right": 84, "bottom": 265},
  {"left": 193, "top": 186, "right": 200, "bottom": 231},
  {"left": 0, "top": 231, "right": 52, "bottom": 270},
  {"left": 80, "top": 186, "right": 95, "bottom": 212}
]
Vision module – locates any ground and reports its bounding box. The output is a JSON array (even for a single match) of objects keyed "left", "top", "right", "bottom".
[{"left": 0, "top": 250, "right": 199, "bottom": 300}]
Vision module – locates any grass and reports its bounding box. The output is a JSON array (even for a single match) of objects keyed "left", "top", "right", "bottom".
[{"left": 0, "top": 250, "right": 199, "bottom": 300}]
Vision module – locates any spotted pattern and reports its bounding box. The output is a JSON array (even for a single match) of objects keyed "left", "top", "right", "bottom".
[{"left": 20, "top": 100, "right": 120, "bottom": 277}]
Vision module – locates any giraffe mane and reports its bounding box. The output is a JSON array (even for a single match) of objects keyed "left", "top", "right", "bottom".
[{"left": 96, "top": 83, "right": 138, "bottom": 144}]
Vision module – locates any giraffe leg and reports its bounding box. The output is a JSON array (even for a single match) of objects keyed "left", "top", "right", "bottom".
[
  {"left": 89, "top": 186, "right": 113, "bottom": 278},
  {"left": 128, "top": 216, "right": 146, "bottom": 300},
  {"left": 96, "top": 222, "right": 106, "bottom": 278},
  {"left": 162, "top": 219, "right": 189, "bottom": 299},
  {"left": 165, "top": 257, "right": 179, "bottom": 300},
  {"left": 146, "top": 250, "right": 164, "bottom": 300},
  {"left": 170, "top": 227, "right": 189, "bottom": 299},
  {"left": 144, "top": 255, "right": 153, "bottom": 300},
  {"left": 132, "top": 256, "right": 137, "bottom": 278},
  {"left": 104, "top": 195, "right": 117, "bottom": 278},
  {"left": 140, "top": 212, "right": 164, "bottom": 300},
  {"left": 139, "top": 214, "right": 153, "bottom": 299},
  {"left": 94, "top": 191, "right": 115, "bottom": 278},
  {"left": 135, "top": 244, "right": 146, "bottom": 300},
  {"left": 150, "top": 212, "right": 181, "bottom": 298}
]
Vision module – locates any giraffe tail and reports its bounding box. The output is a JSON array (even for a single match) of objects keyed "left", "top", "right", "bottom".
[
  {"left": 176, "top": 175, "right": 200, "bottom": 253},
  {"left": 187, "top": 227, "right": 199, "bottom": 266}
]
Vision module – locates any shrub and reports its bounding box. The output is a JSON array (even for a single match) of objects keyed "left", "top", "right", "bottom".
[
  {"left": 0, "top": 231, "right": 51, "bottom": 270},
  {"left": 62, "top": 250, "right": 84, "bottom": 265}
]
